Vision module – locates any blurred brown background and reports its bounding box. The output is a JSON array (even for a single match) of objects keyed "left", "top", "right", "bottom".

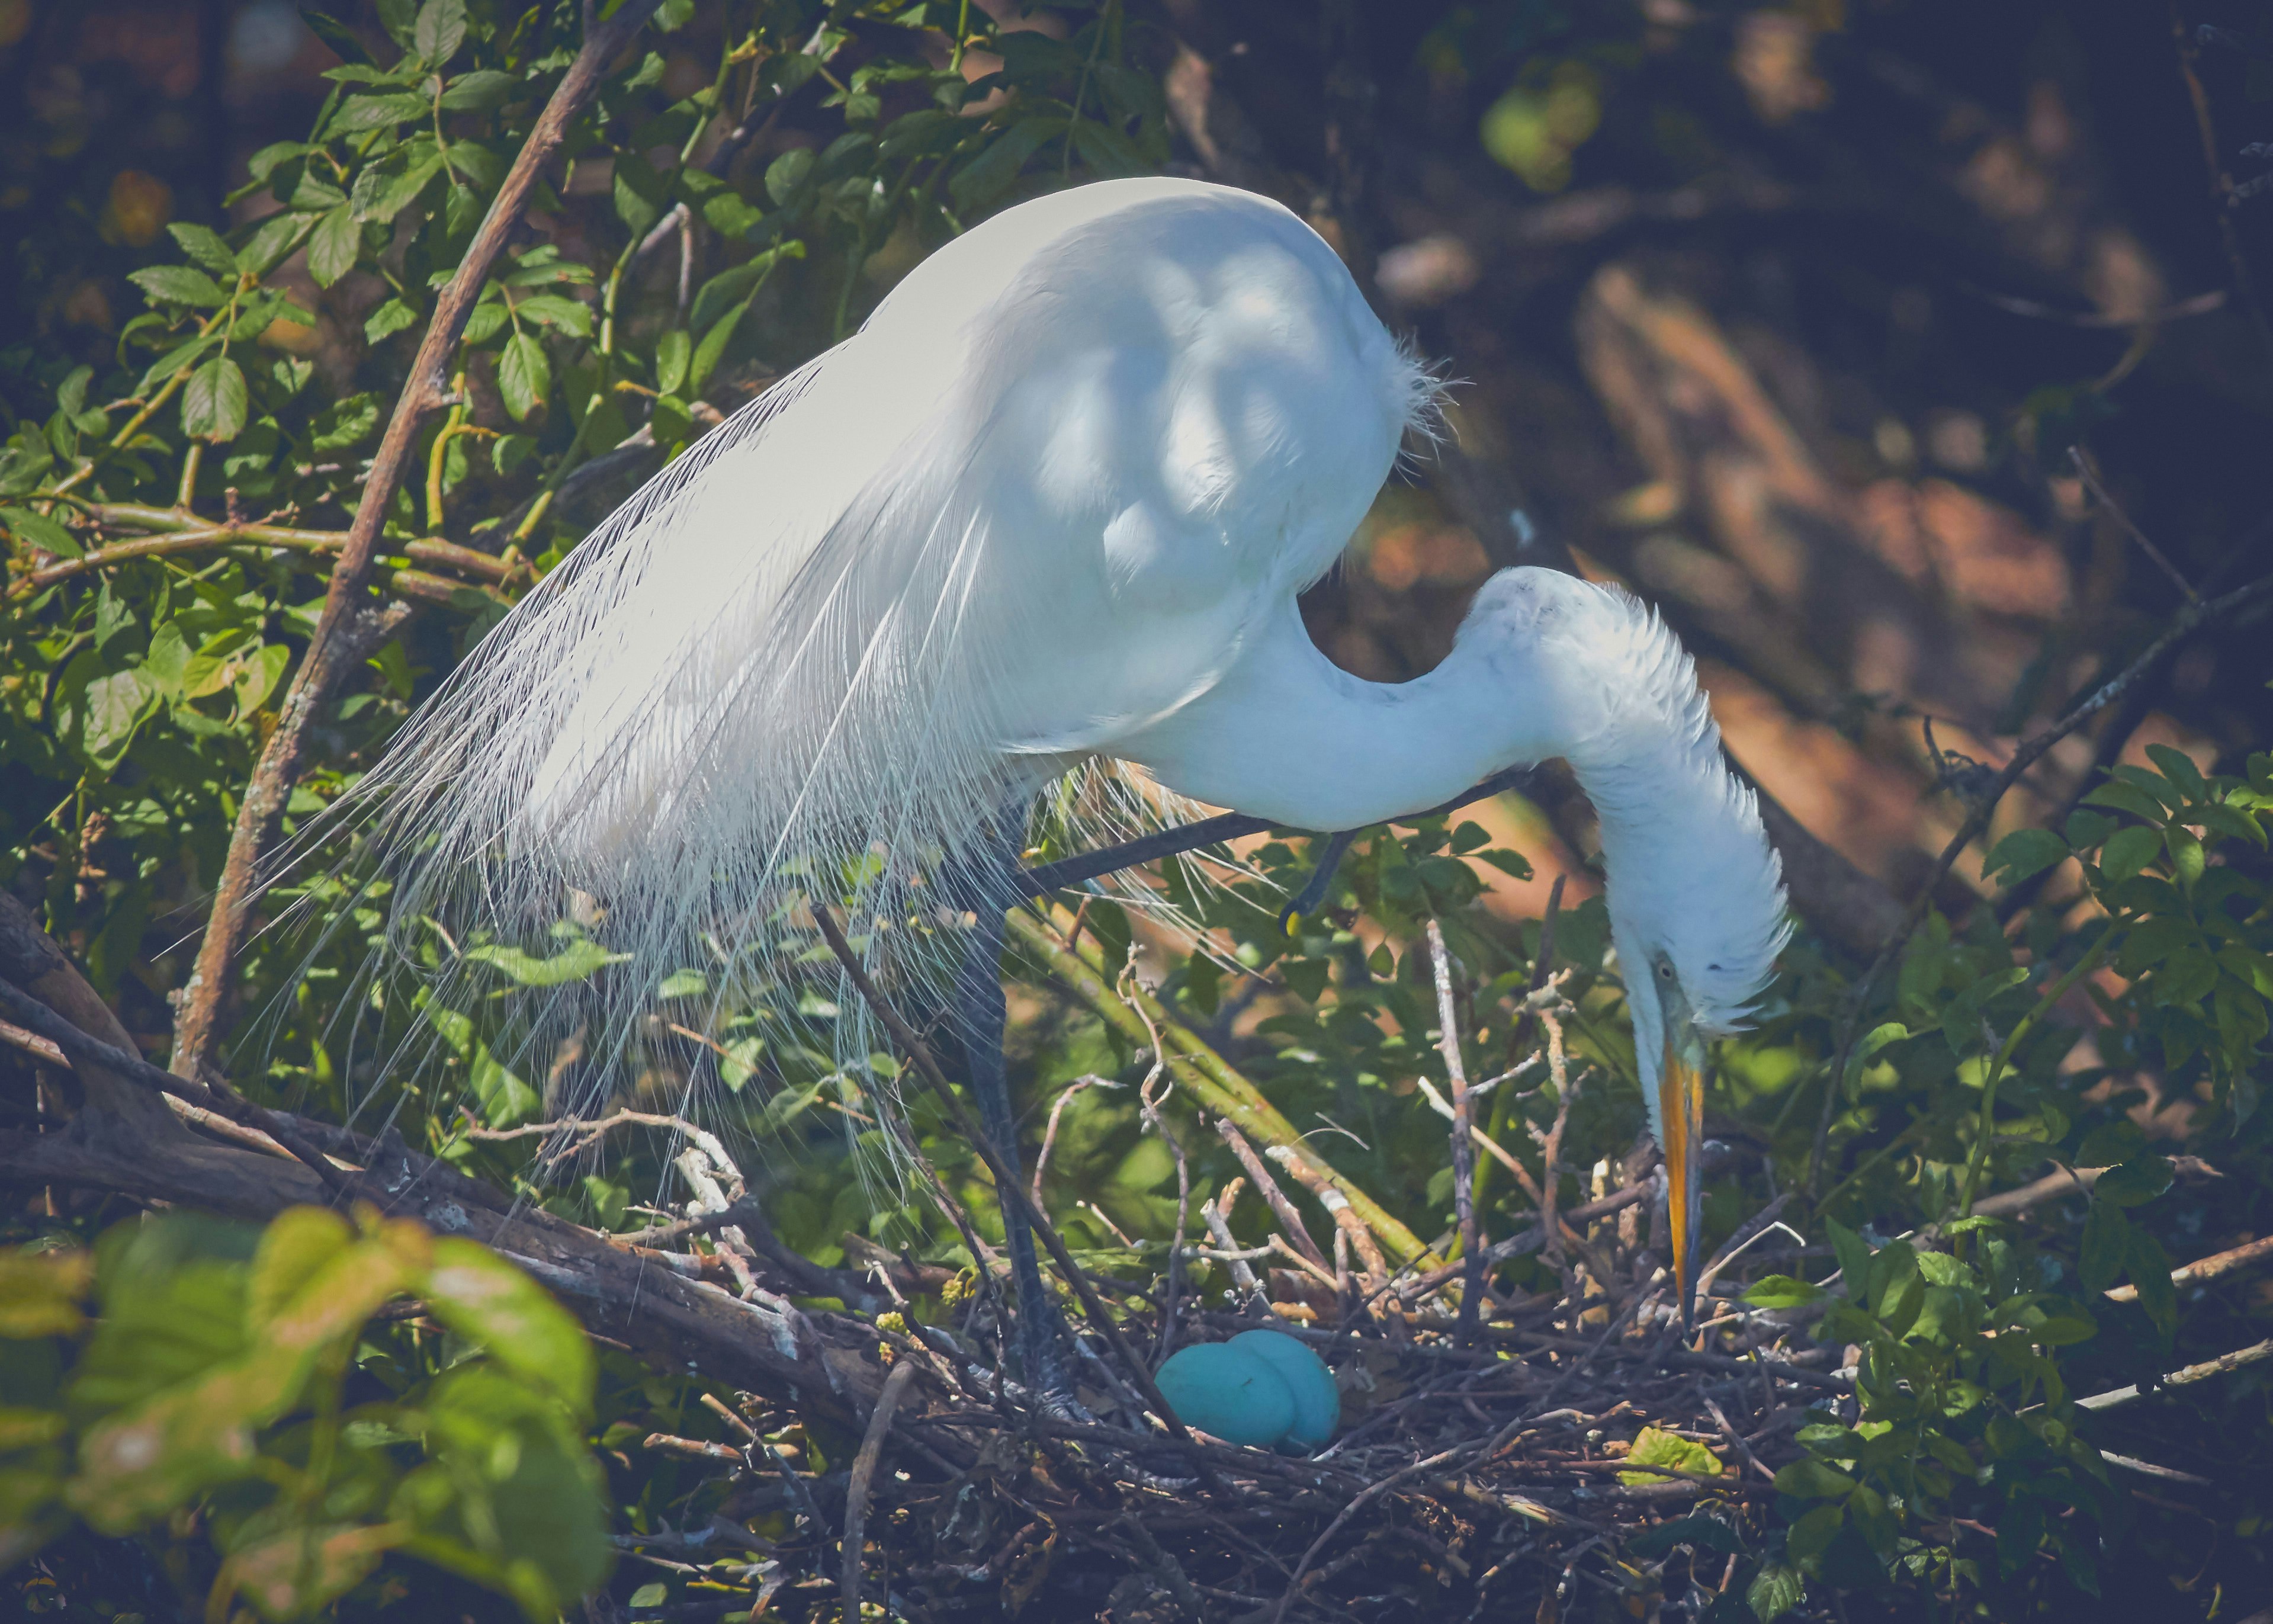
[{"left": 6, "top": 0, "right": 2270, "bottom": 948}]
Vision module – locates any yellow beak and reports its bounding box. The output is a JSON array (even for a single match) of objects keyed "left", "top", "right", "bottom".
[{"left": 1660, "top": 1037, "right": 1704, "bottom": 1320}]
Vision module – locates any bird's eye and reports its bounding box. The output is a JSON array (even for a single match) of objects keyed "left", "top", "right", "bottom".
[{"left": 1656, "top": 962, "right": 1675, "bottom": 981}]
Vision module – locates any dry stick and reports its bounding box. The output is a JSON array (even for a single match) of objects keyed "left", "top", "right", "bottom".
[
  {"left": 0, "top": 974, "right": 355, "bottom": 1198},
  {"left": 1532, "top": 997, "right": 1580, "bottom": 1289},
  {"left": 169, "top": 0, "right": 668, "bottom": 1079},
  {"left": 840, "top": 1358, "right": 920, "bottom": 1619},
  {"left": 1503, "top": 874, "right": 1567, "bottom": 1074},
  {"left": 1120, "top": 988, "right": 1193, "bottom": 1361},
  {"left": 17, "top": 503, "right": 518, "bottom": 590},
  {"left": 1806, "top": 567, "right": 2273, "bottom": 1195},
  {"left": 1031, "top": 1074, "right": 1118, "bottom": 1202},
  {"left": 1426, "top": 920, "right": 1484, "bottom": 1345},
  {"left": 1215, "top": 1118, "right": 1328, "bottom": 1269},
  {"left": 1266, "top": 1146, "right": 1387, "bottom": 1285},
  {"left": 2105, "top": 1233, "right": 2273, "bottom": 1305},
  {"left": 808, "top": 905, "right": 1203, "bottom": 1452},
  {"left": 2075, "top": 1337, "right": 2273, "bottom": 1413}
]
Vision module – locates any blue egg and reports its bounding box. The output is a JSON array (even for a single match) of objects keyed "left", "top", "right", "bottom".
[
  {"left": 1154, "top": 1341, "right": 1295, "bottom": 1447},
  {"left": 1229, "top": 1329, "right": 1340, "bottom": 1449}
]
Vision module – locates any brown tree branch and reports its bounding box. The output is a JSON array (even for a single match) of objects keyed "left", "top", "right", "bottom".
[{"left": 169, "top": 0, "right": 665, "bottom": 1080}]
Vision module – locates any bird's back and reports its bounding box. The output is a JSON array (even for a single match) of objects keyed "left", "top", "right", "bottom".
[{"left": 362, "top": 178, "right": 1430, "bottom": 1051}]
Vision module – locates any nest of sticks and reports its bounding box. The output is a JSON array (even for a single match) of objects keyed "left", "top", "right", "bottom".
[{"left": 608, "top": 1101, "right": 1839, "bottom": 1624}]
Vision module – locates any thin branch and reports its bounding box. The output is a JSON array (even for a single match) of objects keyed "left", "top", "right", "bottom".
[
  {"left": 1215, "top": 1118, "right": 1328, "bottom": 1269},
  {"left": 2068, "top": 449, "right": 2197, "bottom": 602},
  {"left": 840, "top": 1359, "right": 920, "bottom": 1617},
  {"left": 1427, "top": 920, "right": 1484, "bottom": 1345},
  {"left": 170, "top": 0, "right": 667, "bottom": 1080},
  {"left": 2075, "top": 1337, "right": 2273, "bottom": 1412}
]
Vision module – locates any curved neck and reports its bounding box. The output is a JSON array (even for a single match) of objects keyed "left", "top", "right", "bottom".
[{"left": 1113, "top": 601, "right": 1550, "bottom": 829}]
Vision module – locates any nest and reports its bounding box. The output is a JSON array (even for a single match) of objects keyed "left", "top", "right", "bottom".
[{"left": 611, "top": 1182, "right": 1844, "bottom": 1624}]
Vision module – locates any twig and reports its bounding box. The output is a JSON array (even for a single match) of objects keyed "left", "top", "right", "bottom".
[
  {"left": 1200, "top": 1186, "right": 1265, "bottom": 1310},
  {"left": 1032, "top": 1074, "right": 1119, "bottom": 1202},
  {"left": 2105, "top": 1232, "right": 2272, "bottom": 1304},
  {"left": 169, "top": 0, "right": 669, "bottom": 1079},
  {"left": 1215, "top": 1119, "right": 1328, "bottom": 1269},
  {"left": 840, "top": 1359, "right": 920, "bottom": 1619},
  {"left": 1808, "top": 567, "right": 2273, "bottom": 1193},
  {"left": 2100, "top": 1452, "right": 2214, "bottom": 1486},
  {"left": 2068, "top": 448, "right": 2197, "bottom": 601},
  {"left": 1532, "top": 993, "right": 1580, "bottom": 1284},
  {"left": 1689, "top": 1196, "right": 1794, "bottom": 1319},
  {"left": 1266, "top": 1145, "right": 1388, "bottom": 1285},
  {"left": 2075, "top": 1337, "right": 2273, "bottom": 1411},
  {"left": 809, "top": 904, "right": 1205, "bottom": 1452},
  {"left": 0, "top": 974, "right": 356, "bottom": 1198},
  {"left": 1427, "top": 920, "right": 1484, "bottom": 1344}
]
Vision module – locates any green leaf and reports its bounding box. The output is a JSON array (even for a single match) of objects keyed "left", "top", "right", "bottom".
[
  {"left": 246, "top": 1208, "right": 355, "bottom": 1331},
  {"left": 166, "top": 221, "right": 237, "bottom": 277},
  {"left": 129, "top": 265, "right": 229, "bottom": 309},
  {"left": 331, "top": 92, "right": 429, "bottom": 134},
  {"left": 461, "top": 940, "right": 627, "bottom": 986},
  {"left": 498, "top": 331, "right": 550, "bottom": 422},
  {"left": 512, "top": 293, "right": 593, "bottom": 336},
  {"left": 355, "top": 152, "right": 447, "bottom": 224},
  {"left": 2144, "top": 743, "right": 2207, "bottom": 803},
  {"left": 2098, "top": 825, "right": 2161, "bottom": 884},
  {"left": 949, "top": 117, "right": 1062, "bottom": 211},
  {"left": 2076, "top": 1120, "right": 2144, "bottom": 1168},
  {"left": 763, "top": 147, "right": 813, "bottom": 206},
  {"left": 656, "top": 329, "right": 691, "bottom": 397},
  {"left": 2165, "top": 826, "right": 2205, "bottom": 886},
  {"left": 1620, "top": 1426, "right": 1721, "bottom": 1487},
  {"left": 412, "top": 0, "right": 465, "bottom": 65},
  {"left": 2081, "top": 780, "right": 2167, "bottom": 823},
  {"left": 2093, "top": 1153, "right": 2172, "bottom": 1208},
  {"left": 689, "top": 298, "right": 751, "bottom": 394},
  {"left": 365, "top": 298, "right": 421, "bottom": 344},
  {"left": 1784, "top": 1503, "right": 1844, "bottom": 1562},
  {"left": 1982, "top": 827, "right": 2068, "bottom": 887},
  {"left": 307, "top": 206, "right": 361, "bottom": 287},
  {"left": 3, "top": 505, "right": 82, "bottom": 558},
  {"left": 2124, "top": 1226, "right": 2176, "bottom": 1333},
  {"left": 1825, "top": 1218, "right": 1872, "bottom": 1301},
  {"left": 1741, "top": 1275, "right": 1825, "bottom": 1310},
  {"left": 1626, "top": 1513, "right": 1744, "bottom": 1559},
  {"left": 612, "top": 149, "right": 668, "bottom": 235},
  {"left": 1842, "top": 1020, "right": 1908, "bottom": 1099},
  {"left": 1771, "top": 1458, "right": 1854, "bottom": 1500},
  {"left": 233, "top": 644, "right": 291, "bottom": 715},
  {"left": 2078, "top": 1198, "right": 2130, "bottom": 1293},
  {"left": 422, "top": 1240, "right": 595, "bottom": 1419},
  {"left": 1747, "top": 1561, "right": 1803, "bottom": 1622},
  {"left": 439, "top": 69, "right": 516, "bottom": 111},
  {"left": 181, "top": 356, "right": 249, "bottom": 443},
  {"left": 236, "top": 211, "right": 315, "bottom": 278}
]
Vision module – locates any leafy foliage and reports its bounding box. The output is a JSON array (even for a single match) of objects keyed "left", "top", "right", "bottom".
[{"left": 1, "top": 1207, "right": 606, "bottom": 1619}]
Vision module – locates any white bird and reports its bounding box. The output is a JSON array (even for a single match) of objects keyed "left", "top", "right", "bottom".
[{"left": 363, "top": 176, "right": 1787, "bottom": 1381}]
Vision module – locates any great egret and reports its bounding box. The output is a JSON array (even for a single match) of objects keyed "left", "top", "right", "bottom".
[{"left": 364, "top": 176, "right": 1787, "bottom": 1390}]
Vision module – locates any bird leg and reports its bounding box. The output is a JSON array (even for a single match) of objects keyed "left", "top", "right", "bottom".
[
  {"left": 1276, "top": 828, "right": 1357, "bottom": 933},
  {"left": 950, "top": 817, "right": 1078, "bottom": 1408}
]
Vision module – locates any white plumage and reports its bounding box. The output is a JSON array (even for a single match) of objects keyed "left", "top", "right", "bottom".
[{"left": 359, "top": 175, "right": 1787, "bottom": 1307}]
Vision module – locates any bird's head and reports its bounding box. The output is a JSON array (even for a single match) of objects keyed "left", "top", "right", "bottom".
[{"left": 1459, "top": 567, "right": 1790, "bottom": 1311}]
